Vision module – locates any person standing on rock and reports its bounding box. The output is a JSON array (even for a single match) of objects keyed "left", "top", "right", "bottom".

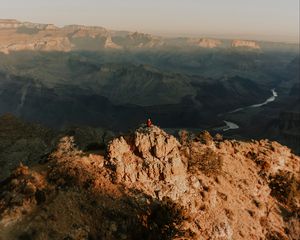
[{"left": 147, "top": 118, "right": 152, "bottom": 127}]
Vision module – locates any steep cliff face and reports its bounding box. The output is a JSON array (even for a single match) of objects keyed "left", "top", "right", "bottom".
[
  {"left": 232, "top": 40, "right": 260, "bottom": 49},
  {"left": 0, "top": 124, "right": 299, "bottom": 239},
  {"left": 0, "top": 20, "right": 165, "bottom": 53}
]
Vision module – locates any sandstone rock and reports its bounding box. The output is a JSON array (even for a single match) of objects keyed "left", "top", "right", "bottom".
[{"left": 107, "top": 125, "right": 188, "bottom": 200}]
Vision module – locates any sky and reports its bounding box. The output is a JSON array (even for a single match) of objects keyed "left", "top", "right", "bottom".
[{"left": 0, "top": 0, "right": 299, "bottom": 43}]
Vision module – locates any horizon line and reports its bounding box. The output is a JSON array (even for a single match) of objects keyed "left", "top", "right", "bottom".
[{"left": 1, "top": 18, "right": 299, "bottom": 44}]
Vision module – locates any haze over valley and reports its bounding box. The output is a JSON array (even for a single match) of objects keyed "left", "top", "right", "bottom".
[{"left": 0, "top": 19, "right": 299, "bottom": 152}]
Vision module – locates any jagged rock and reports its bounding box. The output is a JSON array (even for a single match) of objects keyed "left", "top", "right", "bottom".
[
  {"left": 133, "top": 125, "right": 181, "bottom": 160},
  {"left": 107, "top": 125, "right": 188, "bottom": 200}
]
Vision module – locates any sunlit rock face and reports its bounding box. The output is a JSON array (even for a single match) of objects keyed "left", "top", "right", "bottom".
[
  {"left": 107, "top": 125, "right": 188, "bottom": 200},
  {"left": 232, "top": 39, "right": 260, "bottom": 49}
]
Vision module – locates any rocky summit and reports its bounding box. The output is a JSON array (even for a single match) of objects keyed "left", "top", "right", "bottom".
[{"left": 0, "top": 124, "right": 299, "bottom": 239}]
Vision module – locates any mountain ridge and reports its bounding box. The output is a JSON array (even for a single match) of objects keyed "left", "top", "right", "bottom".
[{"left": 0, "top": 19, "right": 298, "bottom": 54}]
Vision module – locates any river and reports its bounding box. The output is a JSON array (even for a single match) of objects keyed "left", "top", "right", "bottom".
[{"left": 220, "top": 89, "right": 278, "bottom": 131}]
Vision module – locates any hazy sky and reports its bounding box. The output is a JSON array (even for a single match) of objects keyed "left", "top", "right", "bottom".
[{"left": 1, "top": 0, "right": 299, "bottom": 42}]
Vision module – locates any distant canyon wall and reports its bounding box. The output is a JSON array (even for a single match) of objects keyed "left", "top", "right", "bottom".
[
  {"left": 0, "top": 19, "right": 268, "bottom": 54},
  {"left": 232, "top": 40, "right": 260, "bottom": 49}
]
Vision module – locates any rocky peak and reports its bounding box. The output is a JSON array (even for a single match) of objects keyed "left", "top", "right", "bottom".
[
  {"left": 107, "top": 125, "right": 188, "bottom": 200},
  {"left": 0, "top": 123, "right": 299, "bottom": 239},
  {"left": 133, "top": 125, "right": 181, "bottom": 159}
]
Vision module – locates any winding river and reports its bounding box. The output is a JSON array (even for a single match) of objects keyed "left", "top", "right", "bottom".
[
  {"left": 222, "top": 121, "right": 239, "bottom": 132},
  {"left": 221, "top": 89, "right": 278, "bottom": 131}
]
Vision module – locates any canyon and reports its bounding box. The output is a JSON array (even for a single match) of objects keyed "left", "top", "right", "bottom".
[
  {"left": 1, "top": 19, "right": 293, "bottom": 54},
  {"left": 0, "top": 19, "right": 298, "bottom": 152},
  {"left": 0, "top": 18, "right": 299, "bottom": 240}
]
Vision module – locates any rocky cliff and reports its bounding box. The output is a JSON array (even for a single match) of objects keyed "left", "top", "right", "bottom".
[
  {"left": 232, "top": 40, "right": 260, "bottom": 49},
  {"left": 2, "top": 19, "right": 294, "bottom": 54},
  {"left": 0, "top": 124, "right": 299, "bottom": 239}
]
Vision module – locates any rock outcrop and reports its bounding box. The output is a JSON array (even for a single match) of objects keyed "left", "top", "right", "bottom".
[
  {"left": 107, "top": 126, "right": 188, "bottom": 201},
  {"left": 0, "top": 125, "right": 299, "bottom": 239},
  {"left": 232, "top": 39, "right": 260, "bottom": 49},
  {"left": 104, "top": 35, "right": 122, "bottom": 49}
]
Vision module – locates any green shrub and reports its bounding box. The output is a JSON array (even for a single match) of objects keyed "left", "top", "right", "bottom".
[{"left": 189, "top": 148, "right": 223, "bottom": 176}]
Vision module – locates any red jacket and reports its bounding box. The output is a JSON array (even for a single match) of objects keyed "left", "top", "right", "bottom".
[{"left": 147, "top": 119, "right": 152, "bottom": 127}]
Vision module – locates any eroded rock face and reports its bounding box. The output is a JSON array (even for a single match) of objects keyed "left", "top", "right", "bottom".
[
  {"left": 0, "top": 19, "right": 165, "bottom": 54},
  {"left": 107, "top": 126, "right": 188, "bottom": 200},
  {"left": 232, "top": 40, "right": 260, "bottom": 49}
]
